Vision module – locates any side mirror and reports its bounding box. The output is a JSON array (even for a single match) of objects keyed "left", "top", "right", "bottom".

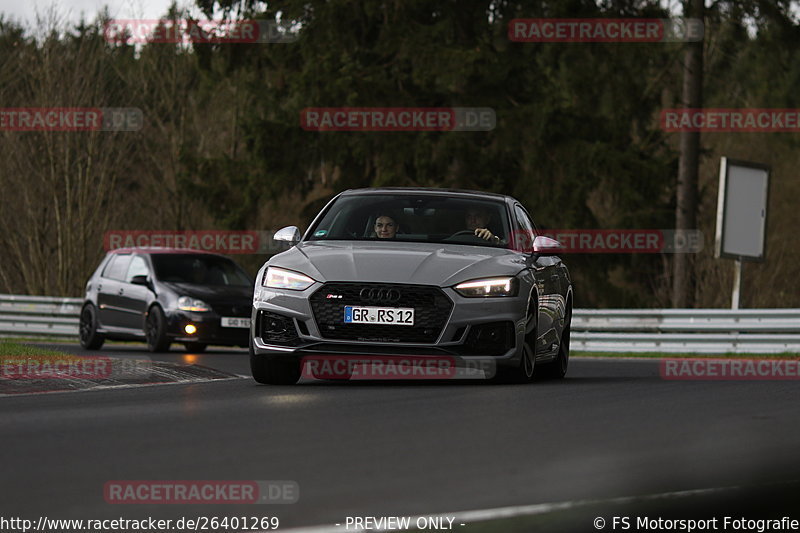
[
  {"left": 130, "top": 274, "right": 150, "bottom": 286},
  {"left": 532, "top": 235, "right": 563, "bottom": 256},
  {"left": 273, "top": 226, "right": 301, "bottom": 245}
]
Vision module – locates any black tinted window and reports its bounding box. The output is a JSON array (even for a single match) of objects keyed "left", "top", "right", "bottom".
[
  {"left": 308, "top": 194, "right": 510, "bottom": 247},
  {"left": 151, "top": 254, "right": 251, "bottom": 286}
]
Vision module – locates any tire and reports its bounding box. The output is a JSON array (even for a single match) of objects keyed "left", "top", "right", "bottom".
[
  {"left": 79, "top": 304, "right": 105, "bottom": 350},
  {"left": 495, "top": 300, "right": 537, "bottom": 384},
  {"left": 540, "top": 306, "right": 571, "bottom": 379},
  {"left": 183, "top": 342, "right": 207, "bottom": 353},
  {"left": 249, "top": 340, "right": 300, "bottom": 385},
  {"left": 145, "top": 305, "right": 171, "bottom": 352}
]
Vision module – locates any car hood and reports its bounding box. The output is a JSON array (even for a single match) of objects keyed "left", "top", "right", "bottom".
[
  {"left": 269, "top": 241, "right": 527, "bottom": 286},
  {"left": 161, "top": 282, "right": 253, "bottom": 303}
]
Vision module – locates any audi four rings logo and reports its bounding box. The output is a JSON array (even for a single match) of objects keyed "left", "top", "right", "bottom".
[{"left": 359, "top": 287, "right": 401, "bottom": 303}]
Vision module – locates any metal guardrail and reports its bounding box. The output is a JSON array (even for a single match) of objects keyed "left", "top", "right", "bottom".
[
  {"left": 0, "top": 294, "right": 82, "bottom": 337},
  {"left": 572, "top": 309, "right": 800, "bottom": 354},
  {"left": 1, "top": 294, "right": 798, "bottom": 353}
]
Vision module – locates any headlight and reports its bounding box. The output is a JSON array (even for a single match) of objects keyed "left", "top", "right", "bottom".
[
  {"left": 177, "top": 296, "right": 211, "bottom": 312},
  {"left": 263, "top": 266, "right": 315, "bottom": 291},
  {"left": 454, "top": 277, "right": 518, "bottom": 297}
]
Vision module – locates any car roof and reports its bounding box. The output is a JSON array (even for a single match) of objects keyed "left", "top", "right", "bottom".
[
  {"left": 108, "top": 247, "right": 221, "bottom": 256},
  {"left": 340, "top": 187, "right": 511, "bottom": 201}
]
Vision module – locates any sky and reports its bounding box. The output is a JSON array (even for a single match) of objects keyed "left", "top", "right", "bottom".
[
  {"left": 1, "top": 0, "right": 792, "bottom": 34},
  {"left": 0, "top": 0, "right": 183, "bottom": 27},
  {"left": 1, "top": 0, "right": 691, "bottom": 29}
]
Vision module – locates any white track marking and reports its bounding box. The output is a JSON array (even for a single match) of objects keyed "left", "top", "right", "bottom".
[
  {"left": 273, "top": 485, "right": 740, "bottom": 532},
  {"left": 0, "top": 376, "right": 244, "bottom": 397}
]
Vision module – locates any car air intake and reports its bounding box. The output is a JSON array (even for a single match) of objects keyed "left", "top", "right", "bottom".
[
  {"left": 450, "top": 326, "right": 467, "bottom": 342},
  {"left": 257, "top": 310, "right": 300, "bottom": 346},
  {"left": 296, "top": 320, "right": 310, "bottom": 336},
  {"left": 463, "top": 321, "right": 515, "bottom": 356},
  {"left": 309, "top": 283, "right": 453, "bottom": 343}
]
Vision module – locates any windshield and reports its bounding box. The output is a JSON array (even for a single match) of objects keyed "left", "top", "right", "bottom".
[
  {"left": 307, "top": 194, "right": 511, "bottom": 248},
  {"left": 151, "top": 254, "right": 252, "bottom": 286}
]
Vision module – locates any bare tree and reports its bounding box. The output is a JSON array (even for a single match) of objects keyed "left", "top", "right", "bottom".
[{"left": 0, "top": 16, "right": 140, "bottom": 295}]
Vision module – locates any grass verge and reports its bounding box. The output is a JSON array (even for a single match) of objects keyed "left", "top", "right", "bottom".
[{"left": 0, "top": 341, "right": 69, "bottom": 358}]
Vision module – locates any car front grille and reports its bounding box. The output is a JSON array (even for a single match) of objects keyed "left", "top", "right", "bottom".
[{"left": 309, "top": 283, "right": 453, "bottom": 343}]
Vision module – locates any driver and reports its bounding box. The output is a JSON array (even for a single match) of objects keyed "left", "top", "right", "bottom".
[
  {"left": 374, "top": 215, "right": 399, "bottom": 239},
  {"left": 190, "top": 260, "right": 208, "bottom": 284},
  {"left": 465, "top": 207, "right": 501, "bottom": 243}
]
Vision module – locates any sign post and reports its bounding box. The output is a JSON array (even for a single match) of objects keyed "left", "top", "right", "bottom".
[
  {"left": 730, "top": 259, "right": 742, "bottom": 309},
  {"left": 714, "top": 158, "right": 770, "bottom": 309}
]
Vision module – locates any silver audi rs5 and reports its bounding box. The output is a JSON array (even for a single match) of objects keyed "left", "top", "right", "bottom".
[{"left": 250, "top": 188, "right": 572, "bottom": 384}]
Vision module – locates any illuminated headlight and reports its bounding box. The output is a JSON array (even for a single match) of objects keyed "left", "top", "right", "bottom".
[
  {"left": 454, "top": 277, "right": 518, "bottom": 297},
  {"left": 263, "top": 267, "right": 315, "bottom": 291},
  {"left": 178, "top": 296, "right": 210, "bottom": 312}
]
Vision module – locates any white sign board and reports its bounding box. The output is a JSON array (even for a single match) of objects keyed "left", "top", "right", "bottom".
[{"left": 715, "top": 157, "right": 770, "bottom": 261}]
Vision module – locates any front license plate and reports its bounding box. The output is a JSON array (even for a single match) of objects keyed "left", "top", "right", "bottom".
[
  {"left": 221, "top": 317, "right": 251, "bottom": 328},
  {"left": 344, "top": 306, "right": 414, "bottom": 326}
]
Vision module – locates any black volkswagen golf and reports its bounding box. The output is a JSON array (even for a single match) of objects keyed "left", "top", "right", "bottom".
[{"left": 79, "top": 248, "right": 254, "bottom": 352}]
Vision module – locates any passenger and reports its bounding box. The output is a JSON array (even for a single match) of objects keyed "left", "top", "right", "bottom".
[{"left": 374, "top": 215, "right": 399, "bottom": 239}]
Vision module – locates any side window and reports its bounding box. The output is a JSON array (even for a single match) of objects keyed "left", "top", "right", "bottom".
[
  {"left": 125, "top": 255, "right": 150, "bottom": 283},
  {"left": 101, "top": 254, "right": 132, "bottom": 281},
  {"left": 100, "top": 256, "right": 116, "bottom": 278},
  {"left": 514, "top": 205, "right": 536, "bottom": 252}
]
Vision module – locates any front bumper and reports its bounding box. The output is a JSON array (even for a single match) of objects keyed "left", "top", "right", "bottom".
[
  {"left": 251, "top": 282, "right": 531, "bottom": 367},
  {"left": 166, "top": 310, "right": 250, "bottom": 347}
]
